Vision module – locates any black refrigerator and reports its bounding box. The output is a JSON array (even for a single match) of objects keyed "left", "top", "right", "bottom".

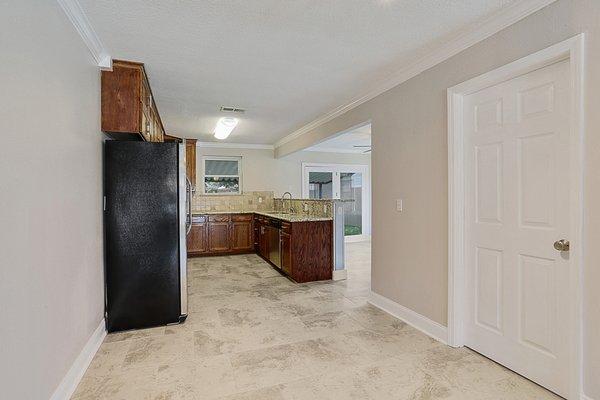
[{"left": 104, "top": 141, "right": 190, "bottom": 333}]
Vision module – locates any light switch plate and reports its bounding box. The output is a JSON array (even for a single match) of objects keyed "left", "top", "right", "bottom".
[{"left": 396, "top": 199, "right": 403, "bottom": 212}]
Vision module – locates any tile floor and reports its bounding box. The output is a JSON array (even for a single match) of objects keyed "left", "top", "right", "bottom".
[{"left": 72, "top": 242, "right": 560, "bottom": 399}]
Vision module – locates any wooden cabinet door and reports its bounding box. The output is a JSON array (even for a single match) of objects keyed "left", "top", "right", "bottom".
[
  {"left": 259, "top": 224, "right": 269, "bottom": 259},
  {"left": 208, "top": 221, "right": 231, "bottom": 253},
  {"left": 187, "top": 222, "right": 207, "bottom": 255},
  {"left": 231, "top": 221, "right": 253, "bottom": 251},
  {"left": 185, "top": 140, "right": 197, "bottom": 189},
  {"left": 281, "top": 231, "right": 292, "bottom": 275}
]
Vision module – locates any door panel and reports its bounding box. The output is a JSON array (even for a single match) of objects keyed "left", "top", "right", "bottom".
[
  {"left": 464, "top": 60, "right": 570, "bottom": 396},
  {"left": 231, "top": 221, "right": 253, "bottom": 251},
  {"left": 187, "top": 223, "right": 207, "bottom": 254},
  {"left": 208, "top": 222, "right": 231, "bottom": 253},
  {"left": 518, "top": 254, "right": 556, "bottom": 356},
  {"left": 518, "top": 133, "right": 556, "bottom": 228},
  {"left": 475, "top": 247, "right": 503, "bottom": 334},
  {"left": 475, "top": 144, "right": 503, "bottom": 224}
]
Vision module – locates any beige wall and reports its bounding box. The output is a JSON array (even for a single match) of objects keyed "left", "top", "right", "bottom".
[
  {"left": 196, "top": 147, "right": 371, "bottom": 198},
  {"left": 274, "top": 1, "right": 600, "bottom": 397},
  {"left": 0, "top": 1, "right": 104, "bottom": 398}
]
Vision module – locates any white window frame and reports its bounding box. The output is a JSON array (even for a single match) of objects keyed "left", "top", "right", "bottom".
[{"left": 202, "top": 156, "right": 243, "bottom": 195}]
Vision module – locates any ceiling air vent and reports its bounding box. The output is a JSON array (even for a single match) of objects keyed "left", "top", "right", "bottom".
[{"left": 219, "top": 106, "right": 246, "bottom": 113}]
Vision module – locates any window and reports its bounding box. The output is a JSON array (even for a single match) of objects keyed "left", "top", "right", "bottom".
[{"left": 202, "top": 156, "right": 242, "bottom": 195}]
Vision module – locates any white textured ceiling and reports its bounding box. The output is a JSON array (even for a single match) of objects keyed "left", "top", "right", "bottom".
[
  {"left": 80, "top": 0, "right": 516, "bottom": 144},
  {"left": 307, "top": 124, "right": 371, "bottom": 153}
]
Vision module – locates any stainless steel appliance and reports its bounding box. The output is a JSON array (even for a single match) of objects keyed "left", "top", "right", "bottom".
[
  {"left": 104, "top": 140, "right": 188, "bottom": 332},
  {"left": 268, "top": 222, "right": 281, "bottom": 269}
]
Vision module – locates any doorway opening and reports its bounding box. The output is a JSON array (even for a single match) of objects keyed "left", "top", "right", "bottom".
[{"left": 303, "top": 123, "right": 372, "bottom": 287}]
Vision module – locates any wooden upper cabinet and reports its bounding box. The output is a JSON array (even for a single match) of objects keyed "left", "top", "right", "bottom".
[
  {"left": 185, "top": 139, "right": 197, "bottom": 189},
  {"left": 101, "top": 60, "right": 165, "bottom": 142}
]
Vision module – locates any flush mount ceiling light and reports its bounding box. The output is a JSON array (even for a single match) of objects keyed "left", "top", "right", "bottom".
[{"left": 213, "top": 117, "right": 238, "bottom": 140}]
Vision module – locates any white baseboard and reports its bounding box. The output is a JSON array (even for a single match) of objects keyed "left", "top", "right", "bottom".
[
  {"left": 332, "top": 269, "right": 347, "bottom": 281},
  {"left": 50, "top": 318, "right": 106, "bottom": 400},
  {"left": 368, "top": 291, "right": 448, "bottom": 344}
]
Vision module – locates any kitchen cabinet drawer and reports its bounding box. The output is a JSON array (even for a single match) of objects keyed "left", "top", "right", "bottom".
[
  {"left": 232, "top": 214, "right": 253, "bottom": 222},
  {"left": 192, "top": 215, "right": 206, "bottom": 223},
  {"left": 208, "top": 215, "right": 230, "bottom": 222}
]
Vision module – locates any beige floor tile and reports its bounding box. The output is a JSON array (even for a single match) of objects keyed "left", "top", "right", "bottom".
[
  {"left": 230, "top": 341, "right": 314, "bottom": 392},
  {"left": 104, "top": 326, "right": 165, "bottom": 344},
  {"left": 123, "top": 332, "right": 195, "bottom": 369},
  {"left": 73, "top": 241, "right": 559, "bottom": 400},
  {"left": 71, "top": 365, "right": 157, "bottom": 400},
  {"left": 151, "top": 355, "right": 239, "bottom": 400}
]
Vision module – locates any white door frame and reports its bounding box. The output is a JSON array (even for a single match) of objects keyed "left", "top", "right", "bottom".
[
  {"left": 301, "top": 162, "right": 371, "bottom": 239},
  {"left": 447, "top": 34, "right": 584, "bottom": 399}
]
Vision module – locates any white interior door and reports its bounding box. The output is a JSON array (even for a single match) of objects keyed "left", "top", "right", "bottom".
[{"left": 464, "top": 60, "right": 571, "bottom": 397}]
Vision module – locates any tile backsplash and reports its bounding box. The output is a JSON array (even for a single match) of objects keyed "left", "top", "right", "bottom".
[
  {"left": 192, "top": 191, "right": 274, "bottom": 212},
  {"left": 273, "top": 198, "right": 333, "bottom": 218},
  {"left": 191, "top": 191, "right": 333, "bottom": 218}
]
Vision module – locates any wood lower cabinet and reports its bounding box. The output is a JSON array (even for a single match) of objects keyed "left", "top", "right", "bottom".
[
  {"left": 208, "top": 216, "right": 231, "bottom": 253},
  {"left": 231, "top": 215, "right": 253, "bottom": 252},
  {"left": 285, "top": 220, "right": 332, "bottom": 282},
  {"left": 188, "top": 212, "right": 332, "bottom": 283},
  {"left": 188, "top": 214, "right": 254, "bottom": 256},
  {"left": 187, "top": 216, "right": 207, "bottom": 256},
  {"left": 256, "top": 217, "right": 270, "bottom": 259}
]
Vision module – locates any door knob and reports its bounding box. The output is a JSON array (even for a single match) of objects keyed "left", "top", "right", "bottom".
[{"left": 553, "top": 239, "right": 570, "bottom": 252}]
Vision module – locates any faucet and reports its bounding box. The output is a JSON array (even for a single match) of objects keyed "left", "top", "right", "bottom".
[{"left": 281, "top": 192, "right": 293, "bottom": 214}]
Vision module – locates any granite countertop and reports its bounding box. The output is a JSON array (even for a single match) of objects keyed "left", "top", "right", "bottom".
[{"left": 192, "top": 210, "right": 332, "bottom": 222}]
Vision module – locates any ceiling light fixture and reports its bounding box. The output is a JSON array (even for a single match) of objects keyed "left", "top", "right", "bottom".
[{"left": 213, "top": 117, "right": 238, "bottom": 140}]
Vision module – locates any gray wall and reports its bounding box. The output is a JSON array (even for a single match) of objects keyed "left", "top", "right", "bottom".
[
  {"left": 0, "top": 1, "right": 104, "bottom": 398},
  {"left": 274, "top": 1, "right": 600, "bottom": 397}
]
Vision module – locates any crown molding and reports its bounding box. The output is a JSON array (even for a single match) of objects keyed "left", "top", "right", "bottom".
[
  {"left": 196, "top": 141, "right": 274, "bottom": 150},
  {"left": 305, "top": 147, "right": 370, "bottom": 154},
  {"left": 57, "top": 0, "right": 112, "bottom": 70},
  {"left": 274, "top": 0, "right": 557, "bottom": 149}
]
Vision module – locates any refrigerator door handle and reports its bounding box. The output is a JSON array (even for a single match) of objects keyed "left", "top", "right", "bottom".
[{"left": 186, "top": 177, "right": 193, "bottom": 235}]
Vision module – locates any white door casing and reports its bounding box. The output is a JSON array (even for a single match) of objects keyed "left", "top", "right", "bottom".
[{"left": 448, "top": 35, "right": 584, "bottom": 400}]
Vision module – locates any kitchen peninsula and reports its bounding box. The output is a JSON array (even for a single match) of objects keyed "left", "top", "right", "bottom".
[{"left": 186, "top": 192, "right": 340, "bottom": 283}]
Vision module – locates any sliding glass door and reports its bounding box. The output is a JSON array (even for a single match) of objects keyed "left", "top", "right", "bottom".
[
  {"left": 340, "top": 172, "right": 363, "bottom": 236},
  {"left": 302, "top": 163, "right": 370, "bottom": 239},
  {"left": 307, "top": 170, "right": 334, "bottom": 199}
]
